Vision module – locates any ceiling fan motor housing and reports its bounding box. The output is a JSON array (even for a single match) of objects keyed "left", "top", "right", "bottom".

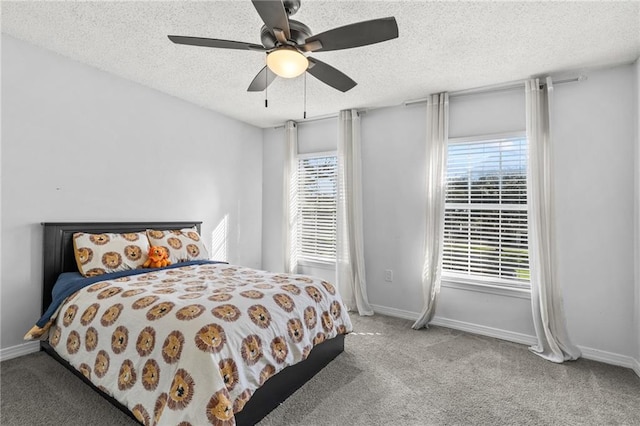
[
  {"left": 260, "top": 19, "right": 311, "bottom": 49},
  {"left": 283, "top": 0, "right": 301, "bottom": 16}
]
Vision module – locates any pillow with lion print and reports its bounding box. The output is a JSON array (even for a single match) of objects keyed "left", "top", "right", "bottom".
[
  {"left": 73, "top": 232, "right": 150, "bottom": 277},
  {"left": 146, "top": 227, "right": 209, "bottom": 264}
]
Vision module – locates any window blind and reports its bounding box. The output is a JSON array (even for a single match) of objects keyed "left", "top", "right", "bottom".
[
  {"left": 443, "top": 136, "right": 530, "bottom": 286},
  {"left": 297, "top": 155, "right": 338, "bottom": 263}
]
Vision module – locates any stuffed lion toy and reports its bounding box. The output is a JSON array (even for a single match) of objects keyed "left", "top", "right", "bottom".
[{"left": 143, "top": 246, "right": 171, "bottom": 268}]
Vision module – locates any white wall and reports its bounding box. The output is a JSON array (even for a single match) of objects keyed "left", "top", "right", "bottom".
[
  {"left": 262, "top": 62, "right": 639, "bottom": 366},
  {"left": 0, "top": 35, "right": 264, "bottom": 353},
  {"left": 635, "top": 58, "right": 640, "bottom": 373},
  {"left": 553, "top": 64, "right": 636, "bottom": 360}
]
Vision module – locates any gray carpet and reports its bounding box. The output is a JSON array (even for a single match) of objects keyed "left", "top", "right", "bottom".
[{"left": 2, "top": 314, "right": 639, "bottom": 425}]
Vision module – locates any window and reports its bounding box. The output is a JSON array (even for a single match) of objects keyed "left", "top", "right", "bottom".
[
  {"left": 296, "top": 153, "right": 338, "bottom": 265},
  {"left": 442, "top": 134, "right": 530, "bottom": 287}
]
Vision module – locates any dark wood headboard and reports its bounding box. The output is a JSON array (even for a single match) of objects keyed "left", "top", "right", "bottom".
[{"left": 41, "top": 221, "right": 202, "bottom": 315}]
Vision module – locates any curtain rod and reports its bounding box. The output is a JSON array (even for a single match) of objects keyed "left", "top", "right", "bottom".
[
  {"left": 273, "top": 110, "right": 366, "bottom": 129},
  {"left": 403, "top": 75, "right": 587, "bottom": 106}
]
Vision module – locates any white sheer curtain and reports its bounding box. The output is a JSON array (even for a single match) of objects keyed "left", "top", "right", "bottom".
[
  {"left": 337, "top": 109, "right": 373, "bottom": 315},
  {"left": 412, "top": 93, "right": 449, "bottom": 330},
  {"left": 526, "top": 77, "right": 581, "bottom": 362},
  {"left": 283, "top": 120, "right": 298, "bottom": 274}
]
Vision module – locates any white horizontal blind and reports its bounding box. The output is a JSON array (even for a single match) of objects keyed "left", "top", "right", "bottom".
[
  {"left": 443, "top": 136, "right": 530, "bottom": 286},
  {"left": 297, "top": 154, "right": 338, "bottom": 264}
]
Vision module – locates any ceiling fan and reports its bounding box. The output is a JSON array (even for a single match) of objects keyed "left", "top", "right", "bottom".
[{"left": 168, "top": 0, "right": 398, "bottom": 93}]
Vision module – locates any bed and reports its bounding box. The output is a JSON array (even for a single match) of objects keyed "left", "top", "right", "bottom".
[{"left": 32, "top": 221, "right": 351, "bottom": 425}]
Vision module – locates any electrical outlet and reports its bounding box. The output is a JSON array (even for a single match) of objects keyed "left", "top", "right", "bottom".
[{"left": 384, "top": 269, "right": 393, "bottom": 282}]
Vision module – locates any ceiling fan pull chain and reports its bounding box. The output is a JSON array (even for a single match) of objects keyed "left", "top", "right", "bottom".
[
  {"left": 303, "top": 72, "right": 307, "bottom": 119},
  {"left": 265, "top": 55, "right": 269, "bottom": 108}
]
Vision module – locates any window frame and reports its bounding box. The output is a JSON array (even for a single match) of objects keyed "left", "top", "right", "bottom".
[
  {"left": 441, "top": 131, "right": 531, "bottom": 295},
  {"left": 295, "top": 151, "right": 338, "bottom": 269}
]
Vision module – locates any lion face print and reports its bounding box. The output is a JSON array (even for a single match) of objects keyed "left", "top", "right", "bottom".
[
  {"left": 121, "top": 289, "right": 145, "bottom": 298},
  {"left": 102, "top": 252, "right": 122, "bottom": 269},
  {"left": 62, "top": 305, "right": 78, "bottom": 327},
  {"left": 178, "top": 293, "right": 203, "bottom": 300},
  {"left": 124, "top": 245, "right": 143, "bottom": 262},
  {"left": 330, "top": 300, "right": 342, "bottom": 319},
  {"left": 195, "top": 324, "right": 226, "bottom": 353},
  {"left": 142, "top": 359, "right": 161, "bottom": 391},
  {"left": 303, "top": 306, "right": 317, "bottom": 329},
  {"left": 154, "top": 393, "right": 168, "bottom": 425},
  {"left": 305, "top": 286, "right": 323, "bottom": 303},
  {"left": 287, "top": 318, "right": 304, "bottom": 343},
  {"left": 100, "top": 304, "right": 123, "bottom": 327},
  {"left": 218, "top": 358, "right": 239, "bottom": 391},
  {"left": 162, "top": 331, "right": 184, "bottom": 364},
  {"left": 118, "top": 359, "right": 137, "bottom": 391},
  {"left": 273, "top": 293, "right": 295, "bottom": 313},
  {"left": 259, "top": 364, "right": 276, "bottom": 386},
  {"left": 239, "top": 290, "right": 263, "bottom": 299},
  {"left": 80, "top": 304, "right": 100, "bottom": 326},
  {"left": 208, "top": 293, "right": 233, "bottom": 302},
  {"left": 90, "top": 234, "right": 110, "bottom": 245},
  {"left": 114, "top": 276, "right": 131, "bottom": 283},
  {"left": 321, "top": 280, "right": 336, "bottom": 295},
  {"left": 66, "top": 330, "right": 81, "bottom": 355},
  {"left": 255, "top": 283, "right": 274, "bottom": 290},
  {"left": 187, "top": 231, "right": 200, "bottom": 241},
  {"left": 132, "top": 404, "right": 150, "bottom": 426},
  {"left": 206, "top": 390, "right": 234, "bottom": 425},
  {"left": 186, "top": 244, "right": 200, "bottom": 257},
  {"left": 133, "top": 296, "right": 159, "bottom": 310},
  {"left": 148, "top": 230, "right": 165, "bottom": 239},
  {"left": 280, "top": 284, "right": 301, "bottom": 295},
  {"left": 167, "top": 237, "right": 183, "bottom": 250},
  {"left": 85, "top": 268, "right": 106, "bottom": 277},
  {"left": 97, "top": 286, "right": 122, "bottom": 299},
  {"left": 270, "top": 337, "right": 288, "bottom": 364},
  {"left": 146, "top": 302, "right": 175, "bottom": 321},
  {"left": 321, "top": 311, "right": 334, "bottom": 333},
  {"left": 240, "top": 334, "right": 263, "bottom": 366},
  {"left": 85, "top": 327, "right": 98, "bottom": 351},
  {"left": 136, "top": 326, "right": 156, "bottom": 357},
  {"left": 79, "top": 363, "right": 91, "bottom": 380},
  {"left": 167, "top": 369, "right": 195, "bottom": 410},
  {"left": 301, "top": 345, "right": 312, "bottom": 360},
  {"left": 233, "top": 389, "right": 252, "bottom": 414},
  {"left": 153, "top": 288, "right": 177, "bottom": 295},
  {"left": 184, "top": 285, "right": 207, "bottom": 292},
  {"left": 247, "top": 305, "right": 271, "bottom": 329},
  {"left": 122, "top": 233, "right": 140, "bottom": 242},
  {"left": 94, "top": 350, "right": 110, "bottom": 378},
  {"left": 336, "top": 324, "right": 348, "bottom": 335},
  {"left": 176, "top": 304, "right": 205, "bottom": 321},
  {"left": 87, "top": 281, "right": 110, "bottom": 292},
  {"left": 50, "top": 326, "right": 61, "bottom": 347},
  {"left": 76, "top": 247, "right": 93, "bottom": 265},
  {"left": 111, "top": 326, "right": 128, "bottom": 354},
  {"left": 313, "top": 332, "right": 327, "bottom": 345},
  {"left": 211, "top": 304, "right": 241, "bottom": 322}
]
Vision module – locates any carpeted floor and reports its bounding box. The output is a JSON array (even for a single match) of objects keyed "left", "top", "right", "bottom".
[{"left": 2, "top": 314, "right": 639, "bottom": 425}]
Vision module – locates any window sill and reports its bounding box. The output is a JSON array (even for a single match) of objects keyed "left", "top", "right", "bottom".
[
  {"left": 297, "top": 259, "right": 336, "bottom": 271},
  {"left": 441, "top": 277, "right": 531, "bottom": 300}
]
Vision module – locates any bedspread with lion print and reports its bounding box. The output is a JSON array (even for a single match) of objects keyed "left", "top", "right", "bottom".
[{"left": 46, "top": 263, "right": 353, "bottom": 425}]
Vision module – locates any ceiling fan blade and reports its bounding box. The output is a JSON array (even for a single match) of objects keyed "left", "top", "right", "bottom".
[
  {"left": 168, "top": 35, "right": 266, "bottom": 51},
  {"left": 301, "top": 17, "right": 398, "bottom": 52},
  {"left": 251, "top": 0, "right": 291, "bottom": 40},
  {"left": 247, "top": 66, "right": 278, "bottom": 92},
  {"left": 306, "top": 57, "right": 357, "bottom": 92}
]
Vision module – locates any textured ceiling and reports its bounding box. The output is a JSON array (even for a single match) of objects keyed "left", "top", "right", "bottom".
[{"left": 3, "top": 1, "right": 640, "bottom": 128}]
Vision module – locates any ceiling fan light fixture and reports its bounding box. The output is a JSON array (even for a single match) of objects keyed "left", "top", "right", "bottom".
[{"left": 266, "top": 47, "right": 308, "bottom": 78}]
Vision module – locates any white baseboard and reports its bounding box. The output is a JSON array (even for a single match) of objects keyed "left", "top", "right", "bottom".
[
  {"left": 370, "top": 303, "right": 536, "bottom": 345},
  {"left": 370, "top": 303, "right": 640, "bottom": 378},
  {"left": 0, "top": 341, "right": 40, "bottom": 362},
  {"left": 632, "top": 358, "right": 640, "bottom": 378},
  {"left": 578, "top": 345, "right": 640, "bottom": 374}
]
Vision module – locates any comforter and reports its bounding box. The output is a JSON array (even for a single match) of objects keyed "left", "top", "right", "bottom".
[{"left": 36, "top": 263, "right": 352, "bottom": 425}]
